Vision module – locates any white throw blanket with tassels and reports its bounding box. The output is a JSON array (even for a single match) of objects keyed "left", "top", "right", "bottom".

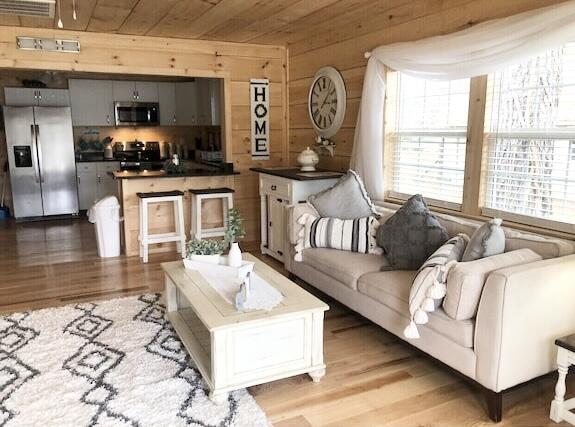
[{"left": 404, "top": 234, "right": 469, "bottom": 339}]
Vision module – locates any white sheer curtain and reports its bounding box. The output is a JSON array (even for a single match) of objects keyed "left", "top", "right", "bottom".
[{"left": 351, "top": 0, "right": 575, "bottom": 201}]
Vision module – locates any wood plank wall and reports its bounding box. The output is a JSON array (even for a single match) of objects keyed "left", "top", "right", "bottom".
[
  {"left": 0, "top": 26, "right": 289, "bottom": 244},
  {"left": 287, "top": 0, "right": 568, "bottom": 171}
]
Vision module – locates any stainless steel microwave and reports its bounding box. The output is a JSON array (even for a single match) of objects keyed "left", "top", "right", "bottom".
[{"left": 114, "top": 102, "right": 159, "bottom": 126}]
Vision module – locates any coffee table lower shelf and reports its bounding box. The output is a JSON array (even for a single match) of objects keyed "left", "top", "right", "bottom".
[{"left": 163, "top": 262, "right": 328, "bottom": 403}]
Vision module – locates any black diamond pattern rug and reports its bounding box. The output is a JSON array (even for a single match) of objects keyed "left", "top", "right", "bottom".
[{"left": 0, "top": 294, "right": 269, "bottom": 427}]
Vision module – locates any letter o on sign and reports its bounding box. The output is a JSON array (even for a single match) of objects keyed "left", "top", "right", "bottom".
[{"left": 255, "top": 104, "right": 267, "bottom": 119}]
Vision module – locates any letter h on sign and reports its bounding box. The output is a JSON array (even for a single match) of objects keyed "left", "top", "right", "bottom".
[{"left": 250, "top": 79, "right": 270, "bottom": 160}]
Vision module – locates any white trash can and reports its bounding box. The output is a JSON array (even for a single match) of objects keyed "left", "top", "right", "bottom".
[{"left": 88, "top": 196, "right": 122, "bottom": 258}]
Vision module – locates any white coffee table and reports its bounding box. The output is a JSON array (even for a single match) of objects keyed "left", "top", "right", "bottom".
[{"left": 162, "top": 253, "right": 329, "bottom": 403}]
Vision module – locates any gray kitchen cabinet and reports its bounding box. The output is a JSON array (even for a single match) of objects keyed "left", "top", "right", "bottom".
[
  {"left": 175, "top": 81, "right": 198, "bottom": 125},
  {"left": 208, "top": 79, "right": 222, "bottom": 126},
  {"left": 76, "top": 162, "right": 120, "bottom": 210},
  {"left": 196, "top": 79, "right": 211, "bottom": 125},
  {"left": 5, "top": 88, "right": 70, "bottom": 107},
  {"left": 158, "top": 82, "right": 177, "bottom": 125},
  {"left": 111, "top": 81, "right": 135, "bottom": 102},
  {"left": 98, "top": 162, "right": 120, "bottom": 198},
  {"left": 135, "top": 82, "right": 159, "bottom": 102},
  {"left": 113, "top": 81, "right": 159, "bottom": 102},
  {"left": 76, "top": 163, "right": 99, "bottom": 210},
  {"left": 69, "top": 79, "right": 114, "bottom": 126},
  {"left": 38, "top": 89, "right": 70, "bottom": 107},
  {"left": 194, "top": 79, "right": 221, "bottom": 126}
]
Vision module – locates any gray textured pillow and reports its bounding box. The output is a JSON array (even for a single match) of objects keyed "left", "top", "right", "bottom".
[
  {"left": 462, "top": 218, "right": 505, "bottom": 262},
  {"left": 308, "top": 170, "right": 377, "bottom": 219},
  {"left": 376, "top": 194, "right": 450, "bottom": 270}
]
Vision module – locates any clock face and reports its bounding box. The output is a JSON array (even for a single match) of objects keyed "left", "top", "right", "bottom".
[
  {"left": 308, "top": 66, "right": 346, "bottom": 138},
  {"left": 310, "top": 76, "right": 337, "bottom": 130}
]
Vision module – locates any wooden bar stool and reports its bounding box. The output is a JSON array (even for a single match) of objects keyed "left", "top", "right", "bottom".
[
  {"left": 138, "top": 190, "right": 186, "bottom": 263},
  {"left": 189, "top": 188, "right": 234, "bottom": 240}
]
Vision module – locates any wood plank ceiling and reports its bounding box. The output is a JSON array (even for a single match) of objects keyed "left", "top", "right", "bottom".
[{"left": 0, "top": 0, "right": 423, "bottom": 48}]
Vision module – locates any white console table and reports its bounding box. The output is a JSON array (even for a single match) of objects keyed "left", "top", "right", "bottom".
[{"left": 252, "top": 168, "right": 342, "bottom": 263}]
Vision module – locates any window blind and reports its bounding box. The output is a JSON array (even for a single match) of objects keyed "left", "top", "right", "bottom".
[
  {"left": 388, "top": 73, "right": 470, "bottom": 207},
  {"left": 484, "top": 43, "right": 575, "bottom": 227}
]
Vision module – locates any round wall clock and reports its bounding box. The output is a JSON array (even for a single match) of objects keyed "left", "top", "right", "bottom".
[{"left": 308, "top": 66, "right": 346, "bottom": 138}]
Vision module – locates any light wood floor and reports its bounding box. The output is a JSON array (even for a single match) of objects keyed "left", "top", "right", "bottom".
[{"left": 0, "top": 218, "right": 572, "bottom": 426}]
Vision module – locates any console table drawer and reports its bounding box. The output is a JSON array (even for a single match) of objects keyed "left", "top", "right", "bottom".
[{"left": 261, "top": 177, "right": 290, "bottom": 199}]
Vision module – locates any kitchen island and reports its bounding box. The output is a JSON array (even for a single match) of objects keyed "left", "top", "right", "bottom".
[{"left": 113, "top": 170, "right": 237, "bottom": 257}]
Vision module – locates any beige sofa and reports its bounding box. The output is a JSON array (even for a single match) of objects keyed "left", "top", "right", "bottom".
[{"left": 285, "top": 202, "right": 575, "bottom": 422}]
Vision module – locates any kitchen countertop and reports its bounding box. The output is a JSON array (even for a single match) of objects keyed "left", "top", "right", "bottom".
[
  {"left": 76, "top": 158, "right": 122, "bottom": 163},
  {"left": 112, "top": 169, "right": 239, "bottom": 179},
  {"left": 250, "top": 167, "right": 344, "bottom": 181}
]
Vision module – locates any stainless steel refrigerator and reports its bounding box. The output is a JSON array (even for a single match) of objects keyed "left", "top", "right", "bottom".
[{"left": 4, "top": 106, "right": 79, "bottom": 219}]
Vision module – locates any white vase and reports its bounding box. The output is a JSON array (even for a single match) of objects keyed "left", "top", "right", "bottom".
[{"left": 228, "top": 242, "right": 242, "bottom": 267}]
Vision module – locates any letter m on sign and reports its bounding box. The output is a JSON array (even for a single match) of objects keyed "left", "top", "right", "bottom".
[{"left": 250, "top": 79, "right": 270, "bottom": 160}]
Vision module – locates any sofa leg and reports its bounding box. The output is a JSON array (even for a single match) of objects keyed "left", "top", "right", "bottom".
[{"left": 484, "top": 389, "right": 503, "bottom": 423}]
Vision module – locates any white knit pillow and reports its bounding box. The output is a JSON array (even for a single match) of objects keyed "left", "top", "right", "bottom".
[
  {"left": 404, "top": 234, "right": 469, "bottom": 339},
  {"left": 294, "top": 214, "right": 382, "bottom": 261}
]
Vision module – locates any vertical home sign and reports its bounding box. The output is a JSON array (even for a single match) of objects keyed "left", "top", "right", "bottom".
[{"left": 250, "top": 78, "right": 270, "bottom": 160}]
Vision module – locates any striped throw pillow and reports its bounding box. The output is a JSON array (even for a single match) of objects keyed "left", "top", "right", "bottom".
[
  {"left": 294, "top": 214, "right": 381, "bottom": 261},
  {"left": 404, "top": 233, "right": 469, "bottom": 339}
]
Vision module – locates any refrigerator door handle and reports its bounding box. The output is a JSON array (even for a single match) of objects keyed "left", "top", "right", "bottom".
[
  {"left": 30, "top": 124, "right": 40, "bottom": 183},
  {"left": 35, "top": 124, "right": 45, "bottom": 183}
]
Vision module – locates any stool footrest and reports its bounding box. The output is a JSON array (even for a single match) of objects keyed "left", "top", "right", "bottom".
[{"left": 144, "top": 232, "right": 185, "bottom": 244}]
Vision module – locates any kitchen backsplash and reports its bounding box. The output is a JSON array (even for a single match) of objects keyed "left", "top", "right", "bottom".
[{"left": 73, "top": 125, "right": 221, "bottom": 158}]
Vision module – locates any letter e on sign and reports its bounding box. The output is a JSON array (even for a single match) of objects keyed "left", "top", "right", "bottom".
[{"left": 250, "top": 79, "right": 270, "bottom": 160}]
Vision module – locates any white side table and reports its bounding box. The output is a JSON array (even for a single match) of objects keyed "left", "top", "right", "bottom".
[{"left": 551, "top": 334, "right": 575, "bottom": 425}]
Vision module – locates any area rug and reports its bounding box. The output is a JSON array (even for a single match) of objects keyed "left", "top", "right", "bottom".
[{"left": 0, "top": 294, "right": 270, "bottom": 427}]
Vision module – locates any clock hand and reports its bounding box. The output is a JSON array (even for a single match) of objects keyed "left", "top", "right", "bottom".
[{"left": 320, "top": 81, "right": 334, "bottom": 109}]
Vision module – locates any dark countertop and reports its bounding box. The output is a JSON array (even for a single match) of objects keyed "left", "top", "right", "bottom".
[
  {"left": 112, "top": 169, "right": 239, "bottom": 179},
  {"left": 76, "top": 158, "right": 121, "bottom": 163},
  {"left": 250, "top": 167, "right": 344, "bottom": 181},
  {"left": 556, "top": 334, "right": 575, "bottom": 352}
]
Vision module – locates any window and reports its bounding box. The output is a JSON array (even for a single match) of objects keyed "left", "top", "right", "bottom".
[
  {"left": 484, "top": 44, "right": 575, "bottom": 228},
  {"left": 387, "top": 73, "right": 470, "bottom": 208}
]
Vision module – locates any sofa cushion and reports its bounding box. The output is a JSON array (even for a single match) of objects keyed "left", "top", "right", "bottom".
[
  {"left": 462, "top": 218, "right": 506, "bottom": 262},
  {"left": 504, "top": 228, "right": 575, "bottom": 259},
  {"left": 358, "top": 271, "right": 474, "bottom": 348},
  {"left": 435, "top": 212, "right": 480, "bottom": 238},
  {"left": 443, "top": 249, "right": 543, "bottom": 320},
  {"left": 376, "top": 195, "right": 449, "bottom": 270},
  {"left": 308, "top": 170, "right": 377, "bottom": 219},
  {"left": 295, "top": 215, "right": 381, "bottom": 262},
  {"left": 301, "top": 248, "right": 389, "bottom": 290}
]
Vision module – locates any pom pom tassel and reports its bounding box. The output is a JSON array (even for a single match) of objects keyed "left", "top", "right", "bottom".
[
  {"left": 414, "top": 308, "right": 429, "bottom": 325},
  {"left": 404, "top": 321, "right": 420, "bottom": 339},
  {"left": 422, "top": 297, "right": 436, "bottom": 312},
  {"left": 428, "top": 279, "right": 447, "bottom": 299}
]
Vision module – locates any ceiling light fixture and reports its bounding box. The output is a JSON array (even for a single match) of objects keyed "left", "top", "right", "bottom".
[
  {"left": 72, "top": 0, "right": 76, "bottom": 20},
  {"left": 17, "top": 36, "right": 80, "bottom": 53},
  {"left": 57, "top": 0, "right": 62, "bottom": 28}
]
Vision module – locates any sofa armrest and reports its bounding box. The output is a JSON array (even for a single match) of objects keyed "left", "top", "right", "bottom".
[
  {"left": 284, "top": 202, "right": 318, "bottom": 273},
  {"left": 475, "top": 254, "right": 575, "bottom": 392},
  {"left": 286, "top": 202, "right": 317, "bottom": 245}
]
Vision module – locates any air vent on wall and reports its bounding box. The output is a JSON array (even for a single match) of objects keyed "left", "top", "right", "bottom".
[{"left": 0, "top": 0, "right": 55, "bottom": 18}]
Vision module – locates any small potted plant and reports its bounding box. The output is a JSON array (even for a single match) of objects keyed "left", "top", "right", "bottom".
[
  {"left": 184, "top": 238, "right": 225, "bottom": 266},
  {"left": 225, "top": 208, "right": 246, "bottom": 267}
]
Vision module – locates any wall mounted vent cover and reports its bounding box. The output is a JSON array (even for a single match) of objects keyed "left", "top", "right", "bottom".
[{"left": 0, "top": 0, "right": 55, "bottom": 18}]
